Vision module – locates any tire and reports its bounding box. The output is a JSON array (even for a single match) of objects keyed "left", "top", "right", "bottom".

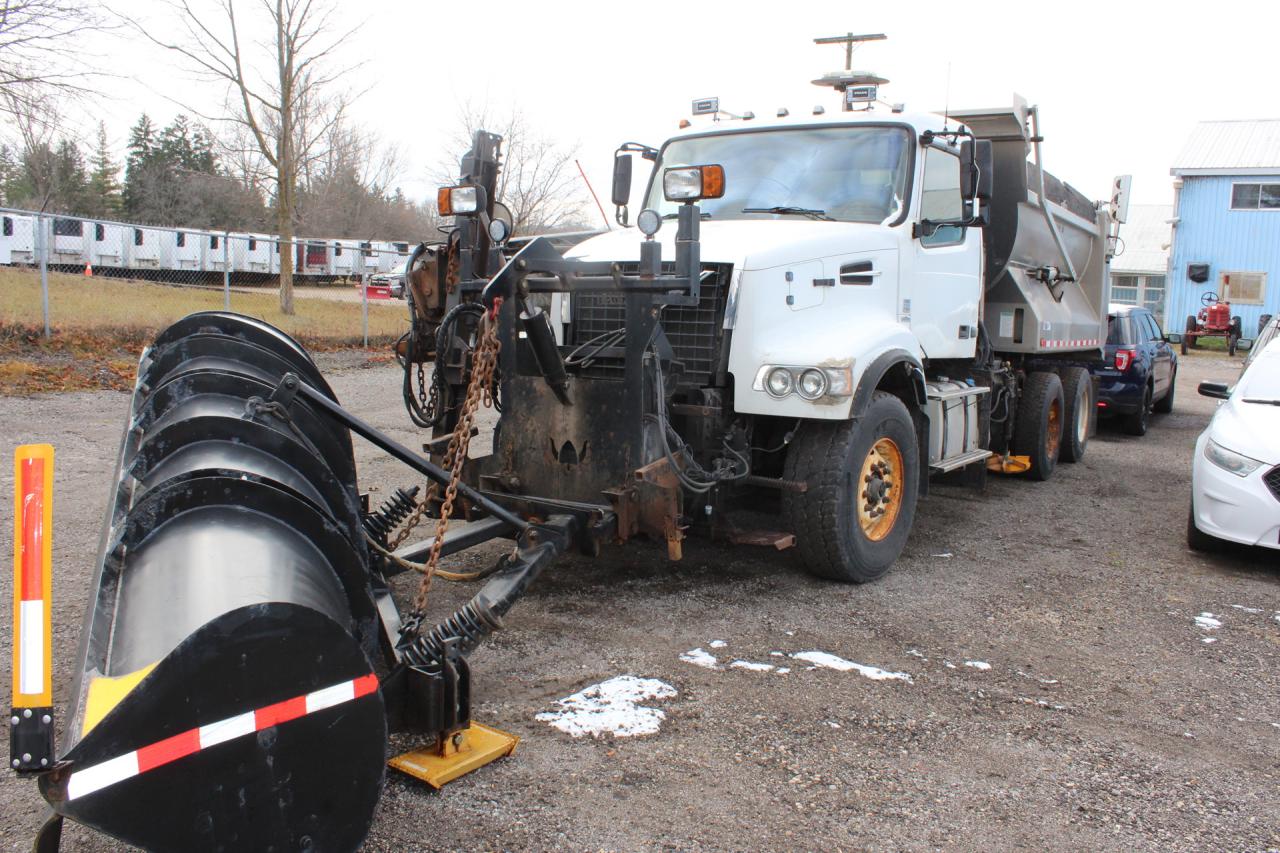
[
  {"left": 783, "top": 391, "right": 919, "bottom": 583},
  {"left": 1228, "top": 333, "right": 1239, "bottom": 357},
  {"left": 1012, "top": 371, "right": 1064, "bottom": 481},
  {"left": 1187, "top": 500, "right": 1220, "bottom": 552},
  {"left": 1123, "top": 383, "right": 1152, "bottom": 436},
  {"left": 1182, "top": 315, "right": 1197, "bottom": 354},
  {"left": 1058, "top": 367, "right": 1092, "bottom": 463},
  {"left": 1153, "top": 366, "right": 1176, "bottom": 414}
]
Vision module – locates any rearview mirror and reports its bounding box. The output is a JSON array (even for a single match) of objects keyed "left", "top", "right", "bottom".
[
  {"left": 611, "top": 154, "right": 633, "bottom": 207},
  {"left": 1197, "top": 381, "right": 1230, "bottom": 399}
]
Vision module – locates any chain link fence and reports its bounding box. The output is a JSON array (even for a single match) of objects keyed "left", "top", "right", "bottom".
[{"left": 0, "top": 207, "right": 416, "bottom": 348}]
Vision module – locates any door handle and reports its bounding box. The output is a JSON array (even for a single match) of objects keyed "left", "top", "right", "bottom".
[{"left": 839, "top": 261, "right": 880, "bottom": 285}]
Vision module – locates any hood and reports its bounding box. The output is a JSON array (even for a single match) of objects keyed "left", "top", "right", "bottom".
[
  {"left": 1209, "top": 396, "right": 1280, "bottom": 466},
  {"left": 567, "top": 220, "right": 897, "bottom": 271}
]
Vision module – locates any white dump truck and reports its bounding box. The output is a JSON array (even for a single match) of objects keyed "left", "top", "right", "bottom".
[{"left": 411, "top": 67, "right": 1126, "bottom": 586}]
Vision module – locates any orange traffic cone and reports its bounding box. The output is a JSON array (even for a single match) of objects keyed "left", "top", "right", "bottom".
[{"left": 84, "top": 262, "right": 93, "bottom": 277}]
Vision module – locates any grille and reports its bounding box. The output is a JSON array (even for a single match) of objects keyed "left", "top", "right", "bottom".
[
  {"left": 568, "top": 263, "right": 732, "bottom": 383},
  {"left": 1265, "top": 465, "right": 1280, "bottom": 502}
]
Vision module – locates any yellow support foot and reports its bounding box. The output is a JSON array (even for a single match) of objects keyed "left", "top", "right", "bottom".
[
  {"left": 388, "top": 722, "right": 519, "bottom": 789},
  {"left": 986, "top": 453, "right": 1032, "bottom": 475}
]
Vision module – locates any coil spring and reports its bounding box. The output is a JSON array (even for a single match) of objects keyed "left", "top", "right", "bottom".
[
  {"left": 401, "top": 600, "right": 503, "bottom": 668},
  {"left": 362, "top": 486, "right": 420, "bottom": 545}
]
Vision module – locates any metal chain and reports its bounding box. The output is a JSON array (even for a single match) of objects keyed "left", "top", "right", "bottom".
[{"left": 399, "top": 300, "right": 502, "bottom": 624}]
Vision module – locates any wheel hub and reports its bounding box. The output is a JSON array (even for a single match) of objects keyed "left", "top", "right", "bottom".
[{"left": 858, "top": 438, "right": 904, "bottom": 542}]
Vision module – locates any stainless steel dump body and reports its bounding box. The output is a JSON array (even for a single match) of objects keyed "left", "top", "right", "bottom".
[{"left": 951, "top": 101, "right": 1110, "bottom": 356}]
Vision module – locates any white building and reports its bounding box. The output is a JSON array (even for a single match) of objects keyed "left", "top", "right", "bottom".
[{"left": 1110, "top": 203, "right": 1173, "bottom": 325}]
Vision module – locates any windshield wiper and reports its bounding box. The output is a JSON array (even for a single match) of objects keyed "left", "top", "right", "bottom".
[
  {"left": 662, "top": 211, "right": 713, "bottom": 220},
  {"left": 742, "top": 206, "right": 834, "bottom": 221},
  {"left": 1242, "top": 398, "right": 1280, "bottom": 406}
]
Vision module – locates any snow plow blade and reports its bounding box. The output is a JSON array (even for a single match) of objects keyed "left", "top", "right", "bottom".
[{"left": 42, "top": 312, "right": 386, "bottom": 851}]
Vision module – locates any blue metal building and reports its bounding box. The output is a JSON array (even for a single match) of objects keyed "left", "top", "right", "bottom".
[{"left": 1168, "top": 119, "right": 1280, "bottom": 340}]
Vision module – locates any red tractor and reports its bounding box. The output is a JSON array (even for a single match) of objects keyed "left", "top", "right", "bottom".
[{"left": 1182, "top": 289, "right": 1243, "bottom": 355}]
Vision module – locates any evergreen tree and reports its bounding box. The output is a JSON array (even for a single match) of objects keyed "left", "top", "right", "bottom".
[
  {"left": 123, "top": 114, "right": 157, "bottom": 217},
  {"left": 87, "top": 122, "right": 123, "bottom": 218}
]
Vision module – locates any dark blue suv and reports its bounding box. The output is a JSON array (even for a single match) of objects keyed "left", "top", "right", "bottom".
[{"left": 1092, "top": 304, "right": 1177, "bottom": 435}]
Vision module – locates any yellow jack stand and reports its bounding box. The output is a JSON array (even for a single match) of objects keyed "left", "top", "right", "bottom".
[
  {"left": 986, "top": 452, "right": 1032, "bottom": 475},
  {"left": 388, "top": 722, "right": 519, "bottom": 789}
]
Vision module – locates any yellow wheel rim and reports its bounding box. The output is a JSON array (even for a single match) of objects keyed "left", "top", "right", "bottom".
[
  {"left": 1046, "top": 398, "right": 1062, "bottom": 460},
  {"left": 858, "top": 437, "right": 904, "bottom": 542}
]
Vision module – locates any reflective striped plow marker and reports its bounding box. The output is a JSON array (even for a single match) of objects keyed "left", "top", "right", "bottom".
[
  {"left": 34, "top": 313, "right": 387, "bottom": 852},
  {"left": 10, "top": 443, "right": 55, "bottom": 773}
]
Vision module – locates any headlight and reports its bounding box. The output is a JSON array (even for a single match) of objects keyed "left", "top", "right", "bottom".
[
  {"left": 753, "top": 364, "right": 854, "bottom": 400},
  {"left": 796, "top": 368, "right": 828, "bottom": 400},
  {"left": 765, "top": 367, "right": 794, "bottom": 398},
  {"left": 437, "top": 185, "right": 479, "bottom": 216},
  {"left": 662, "top": 164, "right": 726, "bottom": 201},
  {"left": 488, "top": 217, "right": 510, "bottom": 243},
  {"left": 1203, "top": 439, "right": 1262, "bottom": 478}
]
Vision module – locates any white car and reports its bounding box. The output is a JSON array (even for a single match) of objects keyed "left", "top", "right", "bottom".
[{"left": 1189, "top": 339, "right": 1280, "bottom": 551}]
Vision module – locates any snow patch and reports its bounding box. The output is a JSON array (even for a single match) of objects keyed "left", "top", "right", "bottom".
[
  {"left": 1230, "top": 605, "right": 1263, "bottom": 614},
  {"left": 729, "top": 660, "right": 775, "bottom": 672},
  {"left": 791, "top": 651, "right": 912, "bottom": 683},
  {"left": 964, "top": 660, "right": 992, "bottom": 671},
  {"left": 536, "top": 676, "right": 677, "bottom": 738},
  {"left": 775, "top": 667, "right": 791, "bottom": 675},
  {"left": 708, "top": 639, "right": 727, "bottom": 649},
  {"left": 1201, "top": 637, "right": 1218, "bottom": 644},
  {"left": 906, "top": 649, "right": 927, "bottom": 659},
  {"left": 680, "top": 648, "right": 719, "bottom": 670},
  {"left": 1018, "top": 696, "right": 1066, "bottom": 711},
  {"left": 1194, "top": 613, "right": 1222, "bottom": 630},
  {"left": 769, "top": 651, "right": 784, "bottom": 657}
]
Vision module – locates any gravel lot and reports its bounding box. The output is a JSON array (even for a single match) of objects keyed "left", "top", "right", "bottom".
[{"left": 2, "top": 348, "right": 1277, "bottom": 852}]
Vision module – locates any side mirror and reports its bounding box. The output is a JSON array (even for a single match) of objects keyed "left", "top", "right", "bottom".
[
  {"left": 611, "top": 154, "right": 633, "bottom": 207},
  {"left": 959, "top": 139, "right": 994, "bottom": 202},
  {"left": 1197, "top": 381, "right": 1231, "bottom": 399}
]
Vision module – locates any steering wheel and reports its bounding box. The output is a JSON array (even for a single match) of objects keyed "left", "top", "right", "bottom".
[{"left": 1200, "top": 291, "right": 1219, "bottom": 307}]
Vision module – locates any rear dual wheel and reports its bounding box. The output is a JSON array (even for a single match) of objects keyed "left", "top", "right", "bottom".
[
  {"left": 1013, "top": 371, "right": 1065, "bottom": 481},
  {"left": 1058, "top": 367, "right": 1092, "bottom": 463}
]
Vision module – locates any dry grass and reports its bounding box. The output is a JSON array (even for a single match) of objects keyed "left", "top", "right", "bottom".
[{"left": 0, "top": 267, "right": 408, "bottom": 394}]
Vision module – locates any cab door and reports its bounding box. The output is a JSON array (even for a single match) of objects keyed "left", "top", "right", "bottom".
[{"left": 903, "top": 145, "right": 982, "bottom": 359}]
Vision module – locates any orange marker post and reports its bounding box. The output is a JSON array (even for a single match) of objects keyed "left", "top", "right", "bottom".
[{"left": 11, "top": 444, "right": 55, "bottom": 772}]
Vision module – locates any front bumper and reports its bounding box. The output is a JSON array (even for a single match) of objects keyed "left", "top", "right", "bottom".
[{"left": 1191, "top": 434, "right": 1280, "bottom": 550}]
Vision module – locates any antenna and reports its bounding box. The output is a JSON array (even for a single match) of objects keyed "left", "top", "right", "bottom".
[
  {"left": 813, "top": 32, "right": 886, "bottom": 70},
  {"left": 810, "top": 32, "right": 889, "bottom": 112},
  {"left": 943, "top": 62, "right": 952, "bottom": 131}
]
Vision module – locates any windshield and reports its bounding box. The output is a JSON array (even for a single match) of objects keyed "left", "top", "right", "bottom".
[
  {"left": 1238, "top": 344, "right": 1280, "bottom": 402},
  {"left": 643, "top": 125, "right": 912, "bottom": 224}
]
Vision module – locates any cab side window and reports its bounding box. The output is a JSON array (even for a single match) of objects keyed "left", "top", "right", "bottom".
[{"left": 919, "top": 147, "right": 964, "bottom": 247}]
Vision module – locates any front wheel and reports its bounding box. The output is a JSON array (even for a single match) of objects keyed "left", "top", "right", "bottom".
[
  {"left": 783, "top": 392, "right": 920, "bottom": 583},
  {"left": 1154, "top": 367, "right": 1176, "bottom": 414}
]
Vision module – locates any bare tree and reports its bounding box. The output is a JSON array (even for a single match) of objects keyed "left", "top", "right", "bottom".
[
  {"left": 438, "top": 103, "right": 591, "bottom": 236},
  {"left": 0, "top": 0, "right": 110, "bottom": 117},
  {"left": 144, "top": 0, "right": 355, "bottom": 314}
]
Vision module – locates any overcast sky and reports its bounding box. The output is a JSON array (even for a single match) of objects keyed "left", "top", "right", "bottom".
[{"left": 79, "top": 0, "right": 1273, "bottom": 223}]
